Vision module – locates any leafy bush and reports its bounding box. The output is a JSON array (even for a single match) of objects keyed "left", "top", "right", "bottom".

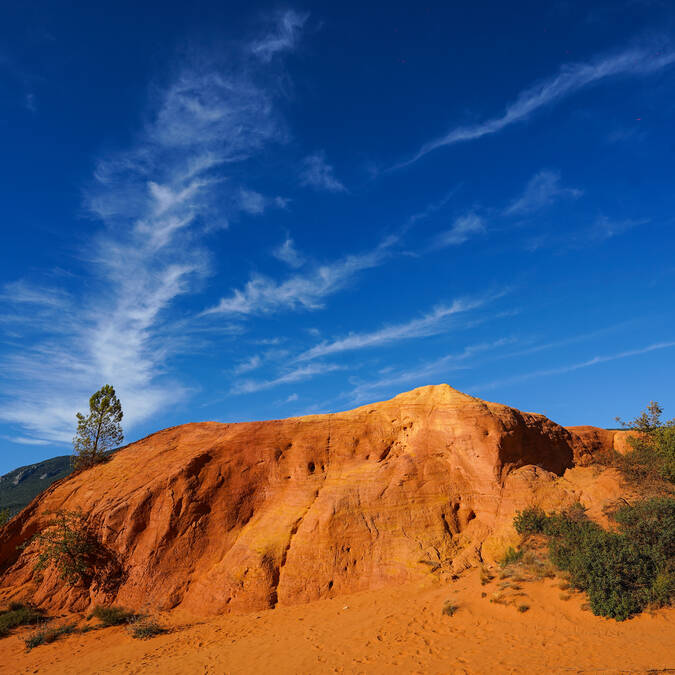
[
  {"left": 0, "top": 603, "right": 44, "bottom": 638},
  {"left": 615, "top": 402, "right": 675, "bottom": 485},
  {"left": 90, "top": 605, "right": 135, "bottom": 626},
  {"left": 27, "top": 510, "right": 95, "bottom": 584},
  {"left": 127, "top": 616, "right": 166, "bottom": 639},
  {"left": 441, "top": 602, "right": 458, "bottom": 616},
  {"left": 24, "top": 623, "right": 75, "bottom": 650},
  {"left": 513, "top": 506, "right": 547, "bottom": 534},
  {"left": 513, "top": 498, "right": 675, "bottom": 620}
]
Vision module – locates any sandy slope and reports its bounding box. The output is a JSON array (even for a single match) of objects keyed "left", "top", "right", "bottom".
[{"left": 2, "top": 569, "right": 673, "bottom": 675}]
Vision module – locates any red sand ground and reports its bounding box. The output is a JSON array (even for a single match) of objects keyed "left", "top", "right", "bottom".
[{"left": 1, "top": 568, "right": 673, "bottom": 674}]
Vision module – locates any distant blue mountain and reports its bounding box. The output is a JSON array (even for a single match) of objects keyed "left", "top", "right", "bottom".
[{"left": 0, "top": 455, "right": 72, "bottom": 515}]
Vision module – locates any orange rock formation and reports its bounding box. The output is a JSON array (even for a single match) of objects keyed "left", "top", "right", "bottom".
[
  {"left": 0, "top": 385, "right": 633, "bottom": 615},
  {"left": 566, "top": 425, "right": 636, "bottom": 463}
]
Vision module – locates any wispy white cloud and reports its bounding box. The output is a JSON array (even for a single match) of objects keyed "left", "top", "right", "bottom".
[
  {"left": 0, "top": 15, "right": 306, "bottom": 445},
  {"left": 300, "top": 151, "right": 346, "bottom": 192},
  {"left": 606, "top": 125, "right": 647, "bottom": 144},
  {"left": 233, "top": 355, "right": 263, "bottom": 375},
  {"left": 501, "top": 322, "right": 635, "bottom": 360},
  {"left": 238, "top": 188, "right": 267, "bottom": 215},
  {"left": 394, "top": 45, "right": 675, "bottom": 168},
  {"left": 431, "top": 213, "right": 486, "bottom": 249},
  {"left": 250, "top": 10, "right": 308, "bottom": 62},
  {"left": 236, "top": 188, "right": 288, "bottom": 216},
  {"left": 402, "top": 187, "right": 461, "bottom": 234},
  {"left": 349, "top": 339, "right": 514, "bottom": 403},
  {"left": 273, "top": 236, "right": 305, "bottom": 268},
  {"left": 0, "top": 50, "right": 38, "bottom": 113},
  {"left": 297, "top": 295, "right": 495, "bottom": 361},
  {"left": 254, "top": 337, "right": 285, "bottom": 346},
  {"left": 0, "top": 280, "right": 70, "bottom": 308},
  {"left": 504, "top": 170, "right": 582, "bottom": 216},
  {"left": 203, "top": 236, "right": 396, "bottom": 316},
  {"left": 25, "top": 92, "right": 36, "bottom": 113},
  {"left": 588, "top": 215, "right": 646, "bottom": 241},
  {"left": 233, "top": 362, "right": 342, "bottom": 394},
  {"left": 1, "top": 435, "right": 51, "bottom": 446},
  {"left": 472, "top": 341, "right": 675, "bottom": 392},
  {"left": 523, "top": 213, "right": 647, "bottom": 251}
]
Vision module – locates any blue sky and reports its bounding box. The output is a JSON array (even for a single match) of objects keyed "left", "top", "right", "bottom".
[{"left": 1, "top": 1, "right": 674, "bottom": 473}]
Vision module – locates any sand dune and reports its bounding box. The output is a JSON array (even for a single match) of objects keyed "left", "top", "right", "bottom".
[{"left": 1, "top": 568, "right": 673, "bottom": 674}]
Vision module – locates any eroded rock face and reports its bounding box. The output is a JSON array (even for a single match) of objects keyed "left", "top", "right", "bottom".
[
  {"left": 0, "top": 385, "right": 591, "bottom": 614},
  {"left": 566, "top": 426, "right": 637, "bottom": 464}
]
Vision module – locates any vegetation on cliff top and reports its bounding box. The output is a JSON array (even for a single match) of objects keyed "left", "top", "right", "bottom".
[
  {"left": 72, "top": 384, "right": 124, "bottom": 472},
  {"left": 614, "top": 400, "right": 675, "bottom": 486}
]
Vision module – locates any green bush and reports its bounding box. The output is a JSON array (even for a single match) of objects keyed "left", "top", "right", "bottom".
[
  {"left": 512, "top": 498, "right": 675, "bottom": 620},
  {"left": 441, "top": 602, "right": 458, "bottom": 616},
  {"left": 615, "top": 402, "right": 675, "bottom": 485},
  {"left": 0, "top": 603, "right": 44, "bottom": 638},
  {"left": 24, "top": 623, "right": 75, "bottom": 650},
  {"left": 127, "top": 616, "right": 166, "bottom": 639},
  {"left": 26, "top": 510, "right": 95, "bottom": 584},
  {"left": 89, "top": 605, "right": 135, "bottom": 626},
  {"left": 514, "top": 507, "right": 547, "bottom": 534}
]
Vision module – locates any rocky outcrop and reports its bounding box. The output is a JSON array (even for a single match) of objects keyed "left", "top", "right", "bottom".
[
  {"left": 0, "top": 385, "right": 625, "bottom": 615},
  {"left": 566, "top": 426, "right": 637, "bottom": 464}
]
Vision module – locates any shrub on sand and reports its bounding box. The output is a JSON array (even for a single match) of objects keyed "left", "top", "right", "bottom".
[
  {"left": 127, "top": 616, "right": 166, "bottom": 640},
  {"left": 0, "top": 604, "right": 44, "bottom": 638},
  {"left": 90, "top": 605, "right": 135, "bottom": 627},
  {"left": 513, "top": 498, "right": 675, "bottom": 620},
  {"left": 24, "top": 623, "right": 75, "bottom": 650}
]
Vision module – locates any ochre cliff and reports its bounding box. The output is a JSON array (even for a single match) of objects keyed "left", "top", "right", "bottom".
[
  {"left": 0, "top": 385, "right": 631, "bottom": 615},
  {"left": 565, "top": 425, "right": 637, "bottom": 464}
]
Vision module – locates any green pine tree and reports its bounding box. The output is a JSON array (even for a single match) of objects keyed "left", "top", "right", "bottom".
[{"left": 72, "top": 384, "right": 123, "bottom": 471}]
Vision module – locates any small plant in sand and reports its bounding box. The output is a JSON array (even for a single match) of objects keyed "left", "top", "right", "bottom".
[
  {"left": 517, "top": 604, "right": 530, "bottom": 613},
  {"left": 127, "top": 616, "right": 166, "bottom": 639},
  {"left": 499, "top": 547, "right": 524, "bottom": 568},
  {"left": 489, "top": 591, "right": 507, "bottom": 605},
  {"left": 24, "top": 623, "right": 75, "bottom": 650},
  {"left": 479, "top": 566, "right": 494, "bottom": 585},
  {"left": 441, "top": 601, "right": 458, "bottom": 616},
  {"left": 89, "top": 605, "right": 136, "bottom": 627}
]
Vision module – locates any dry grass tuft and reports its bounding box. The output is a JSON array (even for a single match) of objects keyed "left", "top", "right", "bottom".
[
  {"left": 24, "top": 623, "right": 75, "bottom": 650},
  {"left": 127, "top": 616, "right": 166, "bottom": 640}
]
